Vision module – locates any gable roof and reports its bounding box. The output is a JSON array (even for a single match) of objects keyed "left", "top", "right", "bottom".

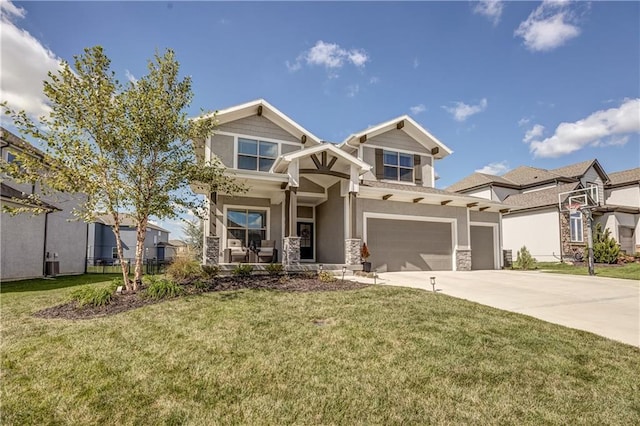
[
  {"left": 503, "top": 182, "right": 581, "bottom": 211},
  {"left": 271, "top": 142, "right": 371, "bottom": 174},
  {"left": 551, "top": 159, "right": 609, "bottom": 182},
  {"left": 445, "top": 172, "right": 518, "bottom": 192},
  {"left": 606, "top": 167, "right": 640, "bottom": 187},
  {"left": 94, "top": 213, "right": 170, "bottom": 233},
  {"left": 200, "top": 99, "right": 322, "bottom": 146},
  {"left": 340, "top": 115, "right": 453, "bottom": 159},
  {"left": 501, "top": 166, "right": 566, "bottom": 186}
]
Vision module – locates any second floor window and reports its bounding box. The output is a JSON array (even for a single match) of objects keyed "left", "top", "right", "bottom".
[
  {"left": 383, "top": 150, "right": 413, "bottom": 182},
  {"left": 237, "top": 138, "right": 277, "bottom": 172}
]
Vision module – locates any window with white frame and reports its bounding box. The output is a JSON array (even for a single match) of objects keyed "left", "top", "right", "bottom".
[
  {"left": 586, "top": 182, "right": 599, "bottom": 203},
  {"left": 570, "top": 211, "right": 583, "bottom": 242},
  {"left": 383, "top": 150, "right": 413, "bottom": 182},
  {"left": 237, "top": 138, "right": 277, "bottom": 172},
  {"left": 227, "top": 208, "right": 267, "bottom": 247}
]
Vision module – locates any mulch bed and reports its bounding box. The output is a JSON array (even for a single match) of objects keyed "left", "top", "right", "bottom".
[{"left": 33, "top": 275, "right": 369, "bottom": 320}]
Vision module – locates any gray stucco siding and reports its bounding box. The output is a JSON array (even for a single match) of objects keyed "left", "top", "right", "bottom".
[
  {"left": 217, "top": 115, "right": 301, "bottom": 144},
  {"left": 356, "top": 199, "right": 469, "bottom": 247},
  {"left": 469, "top": 210, "right": 500, "bottom": 223},
  {"left": 316, "top": 183, "right": 344, "bottom": 264}
]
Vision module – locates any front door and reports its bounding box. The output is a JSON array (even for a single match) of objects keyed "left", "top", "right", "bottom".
[{"left": 297, "top": 222, "right": 314, "bottom": 260}]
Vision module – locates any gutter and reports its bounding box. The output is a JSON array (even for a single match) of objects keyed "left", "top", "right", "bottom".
[{"left": 42, "top": 210, "right": 51, "bottom": 276}]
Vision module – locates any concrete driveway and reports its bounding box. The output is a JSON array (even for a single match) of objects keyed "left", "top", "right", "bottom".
[{"left": 377, "top": 270, "right": 640, "bottom": 347}]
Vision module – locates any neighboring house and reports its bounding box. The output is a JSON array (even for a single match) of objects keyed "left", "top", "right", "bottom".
[
  {"left": 166, "top": 239, "right": 190, "bottom": 259},
  {"left": 194, "top": 99, "right": 505, "bottom": 272},
  {"left": 448, "top": 159, "right": 639, "bottom": 261},
  {"left": 87, "top": 213, "right": 170, "bottom": 264},
  {"left": 0, "top": 127, "right": 88, "bottom": 281}
]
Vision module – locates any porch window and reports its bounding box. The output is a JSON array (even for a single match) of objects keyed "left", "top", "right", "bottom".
[
  {"left": 383, "top": 150, "right": 413, "bottom": 182},
  {"left": 227, "top": 208, "right": 267, "bottom": 247},
  {"left": 237, "top": 138, "right": 277, "bottom": 172},
  {"left": 570, "top": 211, "right": 583, "bottom": 242}
]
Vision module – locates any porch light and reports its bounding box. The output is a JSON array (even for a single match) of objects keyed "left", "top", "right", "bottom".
[{"left": 430, "top": 276, "right": 436, "bottom": 292}]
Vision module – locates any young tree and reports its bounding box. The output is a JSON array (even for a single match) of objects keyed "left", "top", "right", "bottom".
[
  {"left": 592, "top": 223, "right": 620, "bottom": 264},
  {"left": 2, "top": 46, "right": 132, "bottom": 287},
  {"left": 182, "top": 218, "right": 203, "bottom": 259}
]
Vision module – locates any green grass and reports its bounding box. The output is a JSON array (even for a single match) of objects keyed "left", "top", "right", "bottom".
[
  {"left": 1, "top": 275, "right": 639, "bottom": 425},
  {"left": 537, "top": 262, "right": 640, "bottom": 280}
]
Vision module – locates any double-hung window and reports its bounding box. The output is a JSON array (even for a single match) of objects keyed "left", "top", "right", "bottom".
[
  {"left": 237, "top": 138, "right": 277, "bottom": 172},
  {"left": 383, "top": 150, "right": 413, "bottom": 182},
  {"left": 586, "top": 182, "right": 599, "bottom": 204},
  {"left": 570, "top": 211, "right": 583, "bottom": 242},
  {"left": 227, "top": 208, "right": 267, "bottom": 247}
]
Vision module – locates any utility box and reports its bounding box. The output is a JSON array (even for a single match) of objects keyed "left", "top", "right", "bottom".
[
  {"left": 502, "top": 250, "right": 513, "bottom": 269},
  {"left": 45, "top": 261, "right": 60, "bottom": 277}
]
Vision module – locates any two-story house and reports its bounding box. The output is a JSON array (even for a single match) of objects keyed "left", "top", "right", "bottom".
[
  {"left": 448, "top": 160, "right": 639, "bottom": 261},
  {"left": 193, "top": 99, "right": 505, "bottom": 272},
  {"left": 1, "top": 127, "right": 88, "bottom": 281}
]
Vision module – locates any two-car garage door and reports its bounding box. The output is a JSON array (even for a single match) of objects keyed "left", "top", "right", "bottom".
[{"left": 366, "top": 218, "right": 453, "bottom": 272}]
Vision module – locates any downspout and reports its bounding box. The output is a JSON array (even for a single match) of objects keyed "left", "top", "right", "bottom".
[
  {"left": 84, "top": 222, "right": 89, "bottom": 273},
  {"left": 557, "top": 204, "right": 563, "bottom": 262},
  {"left": 42, "top": 210, "right": 51, "bottom": 276}
]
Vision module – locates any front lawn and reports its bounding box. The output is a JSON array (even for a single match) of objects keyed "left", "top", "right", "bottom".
[
  {"left": 537, "top": 261, "right": 640, "bottom": 280},
  {"left": 1, "top": 275, "right": 639, "bottom": 424}
]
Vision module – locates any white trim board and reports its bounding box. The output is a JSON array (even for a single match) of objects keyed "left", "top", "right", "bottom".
[{"left": 362, "top": 212, "right": 458, "bottom": 271}]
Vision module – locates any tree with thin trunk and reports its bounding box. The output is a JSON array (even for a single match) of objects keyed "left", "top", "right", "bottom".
[
  {"left": 182, "top": 218, "right": 203, "bottom": 259},
  {"left": 2, "top": 46, "right": 132, "bottom": 288}
]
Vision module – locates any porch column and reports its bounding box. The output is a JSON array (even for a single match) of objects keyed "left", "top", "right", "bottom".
[
  {"left": 203, "top": 192, "right": 220, "bottom": 265},
  {"left": 345, "top": 165, "right": 362, "bottom": 266},
  {"left": 283, "top": 186, "right": 300, "bottom": 267}
]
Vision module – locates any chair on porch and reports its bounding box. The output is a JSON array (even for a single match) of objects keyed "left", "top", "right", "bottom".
[
  {"left": 224, "top": 239, "right": 248, "bottom": 263},
  {"left": 257, "top": 240, "right": 277, "bottom": 263}
]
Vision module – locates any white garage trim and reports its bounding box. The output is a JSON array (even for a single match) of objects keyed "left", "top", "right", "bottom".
[
  {"left": 470, "top": 222, "right": 499, "bottom": 269},
  {"left": 363, "top": 212, "right": 458, "bottom": 271}
]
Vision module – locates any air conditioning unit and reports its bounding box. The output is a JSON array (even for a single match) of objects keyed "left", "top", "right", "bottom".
[{"left": 45, "top": 261, "right": 60, "bottom": 277}]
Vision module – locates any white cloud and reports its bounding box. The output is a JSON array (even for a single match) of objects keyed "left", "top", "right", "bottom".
[
  {"left": 443, "top": 98, "right": 488, "bottom": 122},
  {"left": 515, "top": 0, "right": 581, "bottom": 52},
  {"left": 528, "top": 98, "right": 640, "bottom": 158},
  {"left": 125, "top": 69, "right": 137, "bottom": 83},
  {"left": 413, "top": 57, "right": 419, "bottom": 69},
  {"left": 475, "top": 161, "right": 509, "bottom": 175},
  {"left": 518, "top": 117, "right": 531, "bottom": 126},
  {"left": 369, "top": 76, "right": 380, "bottom": 84},
  {"left": 523, "top": 124, "right": 545, "bottom": 143},
  {"left": 346, "top": 84, "right": 359, "bottom": 98},
  {"left": 287, "top": 40, "right": 369, "bottom": 72},
  {"left": 0, "top": 0, "right": 63, "bottom": 119},
  {"left": 474, "top": 0, "right": 504, "bottom": 26},
  {"left": 410, "top": 104, "right": 426, "bottom": 115}
]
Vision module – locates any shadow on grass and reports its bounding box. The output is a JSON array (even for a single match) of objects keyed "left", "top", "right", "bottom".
[{"left": 1, "top": 274, "right": 125, "bottom": 294}]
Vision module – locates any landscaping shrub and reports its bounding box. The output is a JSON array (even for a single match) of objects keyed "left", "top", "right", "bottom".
[
  {"left": 318, "top": 271, "right": 336, "bottom": 283},
  {"left": 265, "top": 263, "right": 284, "bottom": 276},
  {"left": 143, "top": 276, "right": 183, "bottom": 299},
  {"left": 201, "top": 265, "right": 219, "bottom": 279},
  {"left": 70, "top": 286, "right": 113, "bottom": 307},
  {"left": 593, "top": 223, "right": 620, "bottom": 264},
  {"left": 232, "top": 264, "right": 253, "bottom": 277},
  {"left": 513, "top": 246, "right": 536, "bottom": 270},
  {"left": 166, "top": 258, "right": 202, "bottom": 282}
]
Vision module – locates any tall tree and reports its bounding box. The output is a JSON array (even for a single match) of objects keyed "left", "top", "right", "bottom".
[{"left": 2, "top": 46, "right": 132, "bottom": 287}]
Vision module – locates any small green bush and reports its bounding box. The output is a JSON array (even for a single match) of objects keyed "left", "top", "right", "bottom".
[
  {"left": 593, "top": 223, "right": 620, "bottom": 264},
  {"left": 193, "top": 279, "right": 210, "bottom": 290},
  {"left": 232, "top": 264, "right": 253, "bottom": 277},
  {"left": 265, "top": 263, "right": 284, "bottom": 276},
  {"left": 513, "top": 246, "right": 536, "bottom": 270},
  {"left": 318, "top": 271, "right": 336, "bottom": 283},
  {"left": 166, "top": 258, "right": 202, "bottom": 282},
  {"left": 70, "top": 286, "right": 113, "bottom": 307},
  {"left": 201, "top": 265, "right": 219, "bottom": 279},
  {"left": 143, "top": 276, "right": 183, "bottom": 299}
]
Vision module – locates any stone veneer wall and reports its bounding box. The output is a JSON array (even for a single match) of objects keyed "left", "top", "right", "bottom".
[
  {"left": 456, "top": 249, "right": 472, "bottom": 271},
  {"left": 204, "top": 236, "right": 220, "bottom": 266},
  {"left": 345, "top": 238, "right": 362, "bottom": 265},
  {"left": 560, "top": 211, "right": 588, "bottom": 259},
  {"left": 283, "top": 237, "right": 301, "bottom": 266}
]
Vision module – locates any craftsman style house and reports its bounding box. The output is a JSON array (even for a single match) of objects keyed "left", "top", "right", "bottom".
[
  {"left": 194, "top": 99, "right": 505, "bottom": 272},
  {"left": 448, "top": 160, "right": 639, "bottom": 261}
]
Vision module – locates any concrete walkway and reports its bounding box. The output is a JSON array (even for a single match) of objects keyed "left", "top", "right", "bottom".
[{"left": 370, "top": 270, "right": 640, "bottom": 347}]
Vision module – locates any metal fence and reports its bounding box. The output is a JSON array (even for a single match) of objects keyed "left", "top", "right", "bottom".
[{"left": 86, "top": 258, "right": 170, "bottom": 275}]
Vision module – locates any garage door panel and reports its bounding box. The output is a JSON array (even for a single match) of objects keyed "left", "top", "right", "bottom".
[
  {"left": 367, "top": 218, "right": 452, "bottom": 272},
  {"left": 470, "top": 225, "right": 494, "bottom": 270}
]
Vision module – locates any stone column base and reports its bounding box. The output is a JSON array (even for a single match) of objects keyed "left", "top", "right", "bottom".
[
  {"left": 456, "top": 249, "right": 472, "bottom": 271},
  {"left": 345, "top": 238, "right": 362, "bottom": 265},
  {"left": 204, "top": 236, "right": 220, "bottom": 266},
  {"left": 283, "top": 237, "right": 301, "bottom": 267}
]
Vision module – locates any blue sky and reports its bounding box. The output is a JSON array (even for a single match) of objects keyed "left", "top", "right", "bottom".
[{"left": 2, "top": 0, "right": 639, "bottom": 239}]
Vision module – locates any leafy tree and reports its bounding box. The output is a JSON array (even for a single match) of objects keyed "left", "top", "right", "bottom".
[
  {"left": 3, "top": 46, "right": 244, "bottom": 290},
  {"left": 592, "top": 223, "right": 620, "bottom": 264},
  {"left": 513, "top": 246, "right": 536, "bottom": 270},
  {"left": 182, "top": 218, "right": 203, "bottom": 259},
  {"left": 2, "top": 46, "right": 131, "bottom": 286}
]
